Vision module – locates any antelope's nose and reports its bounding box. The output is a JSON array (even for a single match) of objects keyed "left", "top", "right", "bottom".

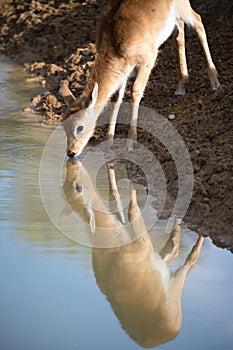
[{"left": 67, "top": 151, "right": 75, "bottom": 158}]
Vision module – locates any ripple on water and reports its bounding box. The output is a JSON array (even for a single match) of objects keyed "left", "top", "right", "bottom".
[{"left": 2, "top": 145, "right": 44, "bottom": 164}]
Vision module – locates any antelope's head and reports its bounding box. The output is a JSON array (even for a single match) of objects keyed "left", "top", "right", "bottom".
[
  {"left": 61, "top": 158, "right": 96, "bottom": 233},
  {"left": 60, "top": 82, "right": 99, "bottom": 158}
]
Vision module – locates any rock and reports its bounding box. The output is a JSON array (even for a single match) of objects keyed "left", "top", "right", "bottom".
[{"left": 168, "top": 114, "right": 175, "bottom": 120}]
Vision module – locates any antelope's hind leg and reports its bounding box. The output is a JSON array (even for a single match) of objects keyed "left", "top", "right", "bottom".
[
  {"left": 175, "top": 20, "right": 189, "bottom": 97},
  {"left": 191, "top": 10, "right": 222, "bottom": 93},
  {"left": 159, "top": 219, "right": 181, "bottom": 265}
]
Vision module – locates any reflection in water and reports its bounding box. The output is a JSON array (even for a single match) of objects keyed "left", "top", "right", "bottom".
[{"left": 62, "top": 159, "right": 203, "bottom": 348}]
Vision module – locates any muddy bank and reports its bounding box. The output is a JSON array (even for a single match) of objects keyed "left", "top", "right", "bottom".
[{"left": 0, "top": 0, "right": 232, "bottom": 251}]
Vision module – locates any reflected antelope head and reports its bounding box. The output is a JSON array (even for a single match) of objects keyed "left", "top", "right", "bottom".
[
  {"left": 60, "top": 82, "right": 101, "bottom": 158},
  {"left": 61, "top": 159, "right": 138, "bottom": 247},
  {"left": 61, "top": 159, "right": 204, "bottom": 348}
]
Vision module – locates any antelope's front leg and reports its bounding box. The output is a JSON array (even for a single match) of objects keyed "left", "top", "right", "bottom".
[
  {"left": 127, "top": 57, "right": 156, "bottom": 152},
  {"left": 107, "top": 80, "right": 127, "bottom": 144}
]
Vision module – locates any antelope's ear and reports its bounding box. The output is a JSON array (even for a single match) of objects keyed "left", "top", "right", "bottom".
[
  {"left": 87, "top": 82, "right": 98, "bottom": 109},
  {"left": 59, "top": 205, "right": 72, "bottom": 226},
  {"left": 59, "top": 81, "right": 76, "bottom": 107}
]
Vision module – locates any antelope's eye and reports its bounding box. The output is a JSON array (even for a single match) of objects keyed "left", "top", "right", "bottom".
[
  {"left": 76, "top": 125, "right": 84, "bottom": 134},
  {"left": 75, "top": 184, "right": 83, "bottom": 193}
]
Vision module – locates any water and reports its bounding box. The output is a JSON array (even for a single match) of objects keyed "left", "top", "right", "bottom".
[{"left": 0, "top": 57, "right": 232, "bottom": 350}]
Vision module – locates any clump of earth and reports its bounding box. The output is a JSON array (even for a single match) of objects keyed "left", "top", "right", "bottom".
[{"left": 0, "top": 0, "right": 232, "bottom": 251}]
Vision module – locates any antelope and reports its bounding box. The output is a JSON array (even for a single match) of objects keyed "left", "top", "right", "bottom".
[
  {"left": 61, "top": 0, "right": 221, "bottom": 158},
  {"left": 61, "top": 158, "right": 204, "bottom": 348}
]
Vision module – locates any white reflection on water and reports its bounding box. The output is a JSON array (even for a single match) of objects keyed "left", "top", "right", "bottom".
[{"left": 0, "top": 57, "right": 232, "bottom": 350}]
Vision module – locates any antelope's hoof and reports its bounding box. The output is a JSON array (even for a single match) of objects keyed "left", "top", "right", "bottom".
[
  {"left": 173, "top": 91, "right": 185, "bottom": 99},
  {"left": 126, "top": 140, "right": 135, "bottom": 153},
  {"left": 211, "top": 85, "right": 225, "bottom": 101}
]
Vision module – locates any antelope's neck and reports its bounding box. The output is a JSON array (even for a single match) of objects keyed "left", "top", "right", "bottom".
[{"left": 82, "top": 55, "right": 127, "bottom": 108}]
